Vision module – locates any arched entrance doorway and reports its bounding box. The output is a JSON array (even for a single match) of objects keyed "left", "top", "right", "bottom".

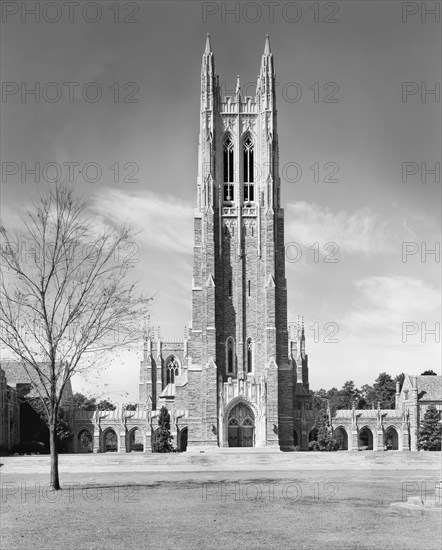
[
  {"left": 103, "top": 428, "right": 118, "bottom": 452},
  {"left": 77, "top": 429, "right": 93, "bottom": 453},
  {"left": 178, "top": 428, "right": 188, "bottom": 452},
  {"left": 227, "top": 402, "right": 255, "bottom": 447},
  {"left": 358, "top": 426, "right": 374, "bottom": 450},
  {"left": 334, "top": 427, "right": 348, "bottom": 450},
  {"left": 384, "top": 426, "right": 399, "bottom": 450},
  {"left": 128, "top": 428, "right": 144, "bottom": 452}
]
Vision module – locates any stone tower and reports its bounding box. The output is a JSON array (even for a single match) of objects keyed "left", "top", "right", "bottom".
[{"left": 186, "top": 35, "right": 295, "bottom": 450}]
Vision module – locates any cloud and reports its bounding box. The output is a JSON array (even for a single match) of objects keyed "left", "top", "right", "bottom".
[
  {"left": 285, "top": 202, "right": 410, "bottom": 257},
  {"left": 341, "top": 276, "right": 441, "bottom": 336},
  {"left": 90, "top": 188, "right": 194, "bottom": 255},
  {"left": 303, "top": 276, "right": 441, "bottom": 388}
]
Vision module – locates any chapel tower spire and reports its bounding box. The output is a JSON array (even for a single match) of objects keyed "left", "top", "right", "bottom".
[{"left": 187, "top": 36, "right": 295, "bottom": 450}]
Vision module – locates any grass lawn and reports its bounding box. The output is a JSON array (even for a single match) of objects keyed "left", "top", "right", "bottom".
[{"left": 1, "top": 469, "right": 440, "bottom": 549}]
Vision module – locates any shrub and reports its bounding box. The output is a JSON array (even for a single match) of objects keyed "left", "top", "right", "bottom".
[
  {"left": 418, "top": 405, "right": 442, "bottom": 451},
  {"left": 152, "top": 406, "right": 174, "bottom": 453},
  {"left": 11, "top": 441, "right": 47, "bottom": 455},
  {"left": 0, "top": 444, "right": 11, "bottom": 456}
]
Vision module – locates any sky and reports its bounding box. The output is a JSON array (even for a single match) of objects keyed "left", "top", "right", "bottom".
[{"left": 1, "top": 1, "right": 441, "bottom": 401}]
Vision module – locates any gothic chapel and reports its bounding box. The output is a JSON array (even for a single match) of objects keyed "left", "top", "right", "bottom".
[
  {"left": 139, "top": 35, "right": 311, "bottom": 451},
  {"left": 2, "top": 38, "right": 437, "bottom": 455}
]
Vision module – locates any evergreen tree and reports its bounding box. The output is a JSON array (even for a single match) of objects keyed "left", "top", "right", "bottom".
[
  {"left": 310, "top": 388, "right": 327, "bottom": 410},
  {"left": 335, "top": 380, "right": 363, "bottom": 410},
  {"left": 361, "top": 373, "right": 396, "bottom": 409},
  {"left": 73, "top": 392, "right": 97, "bottom": 411},
  {"left": 96, "top": 399, "right": 117, "bottom": 411},
  {"left": 418, "top": 405, "right": 442, "bottom": 451},
  {"left": 309, "top": 408, "right": 339, "bottom": 451},
  {"left": 360, "top": 383, "right": 375, "bottom": 409},
  {"left": 326, "top": 387, "right": 340, "bottom": 414},
  {"left": 152, "top": 406, "right": 174, "bottom": 453}
]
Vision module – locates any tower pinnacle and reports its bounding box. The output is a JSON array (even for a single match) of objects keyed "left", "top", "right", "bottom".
[
  {"left": 201, "top": 34, "right": 216, "bottom": 110},
  {"left": 235, "top": 74, "right": 241, "bottom": 95},
  {"left": 264, "top": 34, "right": 271, "bottom": 54},
  {"left": 205, "top": 33, "right": 212, "bottom": 54}
]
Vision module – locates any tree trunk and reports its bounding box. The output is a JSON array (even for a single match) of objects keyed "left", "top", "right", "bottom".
[{"left": 49, "top": 423, "right": 61, "bottom": 490}]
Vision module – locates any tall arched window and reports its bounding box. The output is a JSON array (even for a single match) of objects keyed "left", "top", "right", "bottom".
[
  {"left": 246, "top": 338, "right": 253, "bottom": 373},
  {"left": 226, "top": 337, "right": 235, "bottom": 374},
  {"left": 223, "top": 134, "right": 234, "bottom": 201},
  {"left": 166, "top": 356, "right": 180, "bottom": 385},
  {"left": 243, "top": 135, "right": 254, "bottom": 202}
]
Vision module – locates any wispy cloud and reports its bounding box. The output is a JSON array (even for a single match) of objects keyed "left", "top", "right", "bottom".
[
  {"left": 304, "top": 275, "right": 441, "bottom": 388},
  {"left": 286, "top": 202, "right": 412, "bottom": 257},
  {"left": 90, "top": 188, "right": 194, "bottom": 255},
  {"left": 341, "top": 276, "right": 441, "bottom": 336}
]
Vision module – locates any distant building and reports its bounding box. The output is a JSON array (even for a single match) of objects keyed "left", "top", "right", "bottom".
[
  {"left": 0, "top": 360, "right": 73, "bottom": 452},
  {"left": 0, "top": 366, "right": 20, "bottom": 451},
  {"left": 330, "top": 374, "right": 442, "bottom": 451}
]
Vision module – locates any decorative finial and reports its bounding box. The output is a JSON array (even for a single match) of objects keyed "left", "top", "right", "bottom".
[
  {"left": 235, "top": 75, "right": 241, "bottom": 95},
  {"left": 264, "top": 34, "right": 271, "bottom": 54},
  {"left": 205, "top": 33, "right": 212, "bottom": 54}
]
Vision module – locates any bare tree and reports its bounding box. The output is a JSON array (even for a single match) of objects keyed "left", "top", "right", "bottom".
[{"left": 0, "top": 184, "right": 151, "bottom": 489}]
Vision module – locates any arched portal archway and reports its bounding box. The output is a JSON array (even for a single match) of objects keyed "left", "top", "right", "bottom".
[
  {"left": 178, "top": 428, "right": 188, "bottom": 452},
  {"left": 128, "top": 428, "right": 144, "bottom": 452},
  {"left": 102, "top": 428, "right": 118, "bottom": 452},
  {"left": 358, "top": 426, "right": 374, "bottom": 450},
  {"left": 77, "top": 429, "right": 93, "bottom": 453},
  {"left": 384, "top": 426, "right": 399, "bottom": 450},
  {"left": 227, "top": 402, "right": 255, "bottom": 447},
  {"left": 334, "top": 427, "right": 348, "bottom": 450}
]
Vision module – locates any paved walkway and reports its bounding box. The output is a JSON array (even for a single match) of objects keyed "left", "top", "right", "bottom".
[{"left": 1, "top": 450, "right": 440, "bottom": 474}]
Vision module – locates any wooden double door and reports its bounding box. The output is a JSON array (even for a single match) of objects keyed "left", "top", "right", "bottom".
[{"left": 227, "top": 403, "right": 255, "bottom": 447}]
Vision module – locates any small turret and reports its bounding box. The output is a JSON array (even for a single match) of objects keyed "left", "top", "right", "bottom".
[
  {"left": 204, "top": 33, "right": 212, "bottom": 55},
  {"left": 201, "top": 33, "right": 217, "bottom": 111},
  {"left": 294, "top": 316, "right": 309, "bottom": 391},
  {"left": 264, "top": 33, "right": 271, "bottom": 54},
  {"left": 256, "top": 34, "right": 275, "bottom": 109},
  {"left": 395, "top": 381, "right": 400, "bottom": 409},
  {"left": 143, "top": 331, "right": 152, "bottom": 362},
  {"left": 300, "top": 316, "right": 306, "bottom": 358}
]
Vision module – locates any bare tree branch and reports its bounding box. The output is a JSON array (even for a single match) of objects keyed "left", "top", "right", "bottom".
[{"left": 0, "top": 183, "right": 151, "bottom": 488}]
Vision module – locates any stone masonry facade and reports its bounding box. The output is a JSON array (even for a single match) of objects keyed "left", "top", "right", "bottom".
[
  {"left": 1, "top": 38, "right": 440, "bottom": 454},
  {"left": 71, "top": 38, "right": 439, "bottom": 454}
]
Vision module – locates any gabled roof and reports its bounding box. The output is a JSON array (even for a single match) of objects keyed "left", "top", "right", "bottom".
[
  {"left": 0, "top": 360, "right": 72, "bottom": 402},
  {"left": 413, "top": 375, "right": 442, "bottom": 401},
  {"left": 0, "top": 360, "right": 31, "bottom": 387}
]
